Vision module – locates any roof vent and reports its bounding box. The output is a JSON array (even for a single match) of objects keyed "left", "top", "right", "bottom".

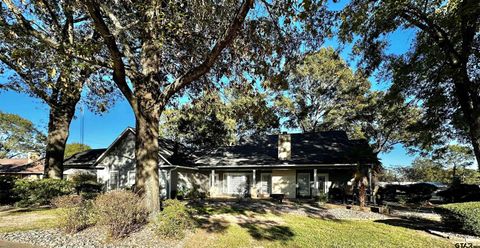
[{"left": 278, "top": 133, "right": 291, "bottom": 160}]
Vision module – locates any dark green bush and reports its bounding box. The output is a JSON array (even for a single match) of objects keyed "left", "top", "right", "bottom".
[
  {"left": 155, "top": 199, "right": 194, "bottom": 239},
  {"left": 437, "top": 202, "right": 480, "bottom": 236},
  {"left": 70, "top": 172, "right": 102, "bottom": 199},
  {"left": 438, "top": 184, "right": 480, "bottom": 203},
  {"left": 0, "top": 176, "right": 17, "bottom": 204},
  {"left": 93, "top": 190, "right": 148, "bottom": 238},
  {"left": 13, "top": 179, "right": 74, "bottom": 207},
  {"left": 51, "top": 195, "right": 94, "bottom": 233}
]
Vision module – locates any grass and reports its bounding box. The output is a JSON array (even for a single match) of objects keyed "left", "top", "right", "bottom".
[
  {"left": 0, "top": 207, "right": 61, "bottom": 233},
  {"left": 186, "top": 209, "right": 452, "bottom": 248}
]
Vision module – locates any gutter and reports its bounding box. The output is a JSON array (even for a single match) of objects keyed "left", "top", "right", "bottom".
[{"left": 195, "top": 163, "right": 362, "bottom": 169}]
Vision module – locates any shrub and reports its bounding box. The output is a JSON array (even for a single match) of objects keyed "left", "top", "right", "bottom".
[
  {"left": 155, "top": 199, "right": 194, "bottom": 239},
  {"left": 437, "top": 202, "right": 480, "bottom": 236},
  {"left": 52, "top": 195, "right": 94, "bottom": 233},
  {"left": 0, "top": 175, "right": 17, "bottom": 204},
  {"left": 405, "top": 183, "right": 438, "bottom": 203},
  {"left": 437, "top": 184, "right": 480, "bottom": 203},
  {"left": 70, "top": 172, "right": 102, "bottom": 199},
  {"left": 93, "top": 190, "right": 148, "bottom": 238},
  {"left": 13, "top": 179, "right": 74, "bottom": 207}
]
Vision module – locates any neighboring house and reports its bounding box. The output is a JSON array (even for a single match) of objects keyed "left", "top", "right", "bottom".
[
  {"left": 83, "top": 128, "right": 379, "bottom": 200},
  {"left": 0, "top": 150, "right": 107, "bottom": 180},
  {"left": 0, "top": 158, "right": 44, "bottom": 179}
]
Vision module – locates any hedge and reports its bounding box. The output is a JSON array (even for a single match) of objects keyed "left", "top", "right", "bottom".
[
  {"left": 437, "top": 201, "right": 480, "bottom": 236},
  {"left": 13, "top": 178, "right": 74, "bottom": 207}
]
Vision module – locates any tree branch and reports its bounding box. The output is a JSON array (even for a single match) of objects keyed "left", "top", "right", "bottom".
[
  {"left": 0, "top": 54, "right": 53, "bottom": 106},
  {"left": 159, "top": 0, "right": 254, "bottom": 108},
  {"left": 84, "top": 0, "right": 137, "bottom": 112},
  {"left": 3, "top": 0, "right": 59, "bottom": 48}
]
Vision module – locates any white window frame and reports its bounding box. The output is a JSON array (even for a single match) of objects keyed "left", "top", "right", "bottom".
[
  {"left": 223, "top": 172, "right": 250, "bottom": 195},
  {"left": 127, "top": 170, "right": 136, "bottom": 186},
  {"left": 109, "top": 170, "right": 119, "bottom": 189},
  {"left": 317, "top": 173, "right": 329, "bottom": 194},
  {"left": 260, "top": 173, "right": 272, "bottom": 195},
  {"left": 297, "top": 172, "right": 311, "bottom": 197}
]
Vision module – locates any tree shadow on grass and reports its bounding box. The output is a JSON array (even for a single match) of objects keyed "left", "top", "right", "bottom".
[
  {"left": 193, "top": 215, "right": 230, "bottom": 234},
  {"left": 375, "top": 216, "right": 448, "bottom": 233},
  {"left": 238, "top": 219, "right": 294, "bottom": 242}
]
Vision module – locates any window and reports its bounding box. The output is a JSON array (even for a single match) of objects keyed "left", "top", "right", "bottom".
[
  {"left": 317, "top": 174, "right": 329, "bottom": 194},
  {"left": 224, "top": 173, "right": 250, "bottom": 195},
  {"left": 260, "top": 173, "right": 272, "bottom": 195},
  {"left": 109, "top": 171, "right": 119, "bottom": 189},
  {"left": 127, "top": 170, "right": 136, "bottom": 186}
]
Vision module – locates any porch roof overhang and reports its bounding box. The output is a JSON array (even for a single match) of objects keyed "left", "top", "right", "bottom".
[{"left": 195, "top": 163, "right": 367, "bottom": 170}]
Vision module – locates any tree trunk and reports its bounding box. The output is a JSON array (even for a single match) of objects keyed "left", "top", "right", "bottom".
[
  {"left": 452, "top": 69, "right": 480, "bottom": 171},
  {"left": 134, "top": 103, "right": 161, "bottom": 212},
  {"left": 44, "top": 104, "right": 77, "bottom": 179}
]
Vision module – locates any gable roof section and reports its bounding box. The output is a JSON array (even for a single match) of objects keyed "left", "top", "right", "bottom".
[
  {"left": 93, "top": 127, "right": 135, "bottom": 166},
  {"left": 93, "top": 127, "right": 195, "bottom": 167},
  {"left": 194, "top": 131, "right": 379, "bottom": 167},
  {"left": 63, "top": 148, "right": 107, "bottom": 168}
]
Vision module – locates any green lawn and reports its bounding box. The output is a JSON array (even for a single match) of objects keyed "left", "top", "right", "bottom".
[
  {"left": 0, "top": 208, "right": 61, "bottom": 233},
  {"left": 186, "top": 212, "right": 451, "bottom": 248},
  {"left": 0, "top": 205, "right": 453, "bottom": 248}
]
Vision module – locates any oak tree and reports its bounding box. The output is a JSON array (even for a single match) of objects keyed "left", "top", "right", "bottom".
[
  {"left": 338, "top": 0, "right": 480, "bottom": 168},
  {"left": 0, "top": 0, "right": 114, "bottom": 178},
  {"left": 83, "top": 0, "right": 330, "bottom": 211}
]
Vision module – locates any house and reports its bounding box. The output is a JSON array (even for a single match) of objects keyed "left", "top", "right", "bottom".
[
  {"left": 0, "top": 150, "right": 106, "bottom": 180},
  {"left": 82, "top": 128, "right": 379, "bottom": 200},
  {"left": 195, "top": 132, "right": 379, "bottom": 199},
  {"left": 89, "top": 128, "right": 206, "bottom": 197},
  {"left": 62, "top": 148, "right": 107, "bottom": 179},
  {"left": 0, "top": 157, "right": 44, "bottom": 179}
]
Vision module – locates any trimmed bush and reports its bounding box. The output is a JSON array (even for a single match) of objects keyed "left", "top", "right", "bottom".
[
  {"left": 437, "top": 184, "right": 480, "bottom": 203},
  {"left": 52, "top": 195, "right": 94, "bottom": 233},
  {"left": 70, "top": 172, "right": 102, "bottom": 199},
  {"left": 13, "top": 179, "right": 74, "bottom": 207},
  {"left": 437, "top": 201, "right": 480, "bottom": 236},
  {"left": 155, "top": 199, "right": 194, "bottom": 239},
  {"left": 93, "top": 190, "right": 148, "bottom": 238},
  {"left": 0, "top": 175, "right": 17, "bottom": 204}
]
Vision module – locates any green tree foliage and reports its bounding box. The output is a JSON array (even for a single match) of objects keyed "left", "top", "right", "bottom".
[
  {"left": 0, "top": 112, "right": 46, "bottom": 159},
  {"left": 278, "top": 47, "right": 370, "bottom": 133},
  {"left": 392, "top": 146, "right": 480, "bottom": 184},
  {"left": 399, "top": 158, "right": 450, "bottom": 183},
  {"left": 338, "top": 0, "right": 480, "bottom": 168},
  {"left": 160, "top": 84, "right": 279, "bottom": 148},
  {"left": 81, "top": 0, "right": 330, "bottom": 211},
  {"left": 278, "top": 47, "right": 419, "bottom": 154},
  {"left": 64, "top": 143, "right": 92, "bottom": 158},
  {"left": 0, "top": 1, "right": 117, "bottom": 178}
]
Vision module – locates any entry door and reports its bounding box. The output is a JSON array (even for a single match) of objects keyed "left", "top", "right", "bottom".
[{"left": 297, "top": 173, "right": 311, "bottom": 197}]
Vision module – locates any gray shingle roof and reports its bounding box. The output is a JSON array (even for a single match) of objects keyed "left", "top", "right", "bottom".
[
  {"left": 63, "top": 148, "right": 107, "bottom": 167},
  {"left": 194, "top": 131, "right": 379, "bottom": 167}
]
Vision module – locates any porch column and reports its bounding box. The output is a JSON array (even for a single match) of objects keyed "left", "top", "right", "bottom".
[
  {"left": 211, "top": 170, "right": 215, "bottom": 196},
  {"left": 368, "top": 166, "right": 373, "bottom": 204},
  {"left": 252, "top": 169, "right": 256, "bottom": 198},
  {"left": 313, "top": 169, "right": 318, "bottom": 196}
]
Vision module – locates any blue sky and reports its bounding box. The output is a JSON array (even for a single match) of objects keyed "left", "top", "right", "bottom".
[{"left": 0, "top": 2, "right": 420, "bottom": 167}]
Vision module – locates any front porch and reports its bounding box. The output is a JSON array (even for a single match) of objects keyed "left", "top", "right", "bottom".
[{"left": 203, "top": 166, "right": 361, "bottom": 200}]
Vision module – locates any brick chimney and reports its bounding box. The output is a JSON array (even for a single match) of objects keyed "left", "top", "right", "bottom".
[{"left": 278, "top": 133, "right": 291, "bottom": 160}]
